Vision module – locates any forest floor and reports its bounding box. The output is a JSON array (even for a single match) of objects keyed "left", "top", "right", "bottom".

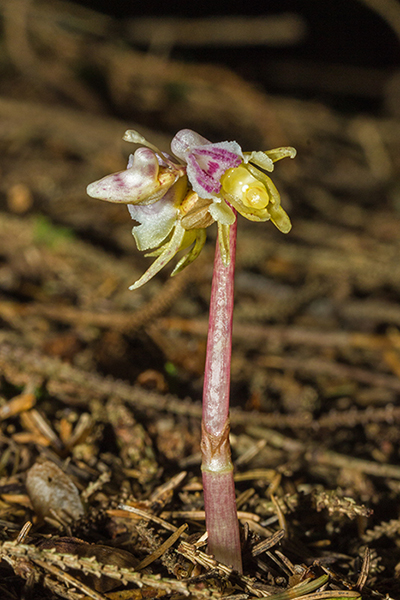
[{"left": 1, "top": 1, "right": 400, "bottom": 599}]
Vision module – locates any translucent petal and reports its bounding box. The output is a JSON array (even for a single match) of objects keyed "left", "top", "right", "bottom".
[
  {"left": 128, "top": 194, "right": 178, "bottom": 252},
  {"left": 269, "top": 203, "right": 292, "bottom": 233},
  {"left": 145, "top": 230, "right": 195, "bottom": 258},
  {"left": 262, "top": 175, "right": 281, "bottom": 206},
  {"left": 243, "top": 151, "right": 274, "bottom": 172},
  {"left": 129, "top": 222, "right": 186, "bottom": 290},
  {"left": 171, "top": 229, "right": 207, "bottom": 276},
  {"left": 217, "top": 222, "right": 231, "bottom": 265},
  {"left": 246, "top": 164, "right": 281, "bottom": 205},
  {"left": 265, "top": 147, "right": 297, "bottom": 162},
  {"left": 144, "top": 246, "right": 164, "bottom": 258},
  {"left": 221, "top": 166, "right": 270, "bottom": 209},
  {"left": 228, "top": 196, "right": 270, "bottom": 222},
  {"left": 208, "top": 200, "right": 236, "bottom": 225},
  {"left": 128, "top": 177, "right": 187, "bottom": 251},
  {"left": 171, "top": 129, "right": 212, "bottom": 161}
]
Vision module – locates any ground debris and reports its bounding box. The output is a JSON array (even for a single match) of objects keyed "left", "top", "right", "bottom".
[{"left": 1, "top": 1, "right": 400, "bottom": 598}]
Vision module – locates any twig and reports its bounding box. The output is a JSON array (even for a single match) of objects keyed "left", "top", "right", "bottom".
[
  {"left": 0, "top": 263, "right": 196, "bottom": 333},
  {"left": 128, "top": 15, "right": 306, "bottom": 47},
  {"left": 258, "top": 355, "right": 400, "bottom": 392},
  {"left": 134, "top": 523, "right": 188, "bottom": 570},
  {"left": 251, "top": 529, "right": 285, "bottom": 557},
  {"left": 249, "top": 426, "right": 400, "bottom": 480},
  {"left": 0, "top": 541, "right": 215, "bottom": 598},
  {"left": 33, "top": 559, "right": 108, "bottom": 600},
  {"left": 2, "top": 340, "right": 400, "bottom": 432},
  {"left": 158, "top": 318, "right": 400, "bottom": 351},
  {"left": 114, "top": 504, "right": 187, "bottom": 536},
  {"left": 355, "top": 546, "right": 370, "bottom": 591}
]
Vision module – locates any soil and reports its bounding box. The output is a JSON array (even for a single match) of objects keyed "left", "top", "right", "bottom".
[{"left": 0, "top": 1, "right": 400, "bottom": 599}]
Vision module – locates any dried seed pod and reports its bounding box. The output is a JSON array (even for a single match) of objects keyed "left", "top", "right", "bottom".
[{"left": 25, "top": 459, "right": 84, "bottom": 522}]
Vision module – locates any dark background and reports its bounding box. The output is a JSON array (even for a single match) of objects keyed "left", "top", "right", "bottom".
[{"left": 71, "top": 0, "right": 400, "bottom": 114}]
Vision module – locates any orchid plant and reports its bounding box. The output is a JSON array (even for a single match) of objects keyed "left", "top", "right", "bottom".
[{"left": 87, "top": 128, "right": 296, "bottom": 573}]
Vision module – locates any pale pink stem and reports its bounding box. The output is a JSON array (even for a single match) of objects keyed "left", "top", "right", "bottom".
[{"left": 201, "top": 217, "right": 242, "bottom": 573}]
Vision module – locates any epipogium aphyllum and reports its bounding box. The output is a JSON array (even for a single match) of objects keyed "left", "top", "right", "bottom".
[{"left": 87, "top": 128, "right": 296, "bottom": 572}]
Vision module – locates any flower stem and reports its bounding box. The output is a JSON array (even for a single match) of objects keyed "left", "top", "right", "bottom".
[{"left": 201, "top": 216, "right": 242, "bottom": 573}]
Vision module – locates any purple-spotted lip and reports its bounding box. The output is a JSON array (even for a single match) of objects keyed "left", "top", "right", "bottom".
[
  {"left": 183, "top": 145, "right": 242, "bottom": 198},
  {"left": 170, "top": 129, "right": 243, "bottom": 198},
  {"left": 187, "top": 148, "right": 242, "bottom": 195}
]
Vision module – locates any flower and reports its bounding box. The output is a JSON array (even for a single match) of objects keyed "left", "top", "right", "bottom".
[
  {"left": 87, "top": 129, "right": 296, "bottom": 289},
  {"left": 171, "top": 129, "right": 295, "bottom": 233}
]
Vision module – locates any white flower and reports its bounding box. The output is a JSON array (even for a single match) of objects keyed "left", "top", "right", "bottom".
[{"left": 87, "top": 129, "right": 296, "bottom": 289}]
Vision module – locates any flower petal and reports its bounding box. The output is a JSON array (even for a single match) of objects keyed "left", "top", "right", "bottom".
[
  {"left": 269, "top": 203, "right": 292, "bottom": 233},
  {"left": 186, "top": 144, "right": 242, "bottom": 198},
  {"left": 129, "top": 222, "right": 186, "bottom": 290},
  {"left": 171, "top": 129, "right": 212, "bottom": 161},
  {"left": 228, "top": 197, "right": 270, "bottom": 222},
  {"left": 265, "top": 147, "right": 297, "bottom": 162},
  {"left": 171, "top": 129, "right": 243, "bottom": 199},
  {"left": 87, "top": 147, "right": 177, "bottom": 205},
  {"left": 128, "top": 198, "right": 176, "bottom": 252},
  {"left": 171, "top": 229, "right": 207, "bottom": 276},
  {"left": 246, "top": 164, "right": 281, "bottom": 205},
  {"left": 244, "top": 151, "right": 274, "bottom": 172},
  {"left": 208, "top": 200, "right": 236, "bottom": 225},
  {"left": 128, "top": 177, "right": 187, "bottom": 251}
]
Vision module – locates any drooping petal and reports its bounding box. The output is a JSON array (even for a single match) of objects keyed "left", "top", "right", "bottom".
[
  {"left": 87, "top": 147, "right": 178, "bottom": 205},
  {"left": 265, "top": 147, "right": 297, "bottom": 163},
  {"left": 127, "top": 178, "right": 187, "bottom": 251},
  {"left": 128, "top": 222, "right": 186, "bottom": 290},
  {"left": 128, "top": 196, "right": 177, "bottom": 252},
  {"left": 208, "top": 200, "right": 236, "bottom": 225},
  {"left": 268, "top": 203, "right": 292, "bottom": 233},
  {"left": 171, "top": 229, "right": 207, "bottom": 276},
  {"left": 217, "top": 222, "right": 232, "bottom": 266}
]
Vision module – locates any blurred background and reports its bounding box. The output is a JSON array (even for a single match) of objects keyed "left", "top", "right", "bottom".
[
  {"left": 73, "top": 0, "right": 400, "bottom": 116},
  {"left": 1, "top": 1, "right": 400, "bottom": 595},
  {"left": 1, "top": 0, "right": 400, "bottom": 383}
]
